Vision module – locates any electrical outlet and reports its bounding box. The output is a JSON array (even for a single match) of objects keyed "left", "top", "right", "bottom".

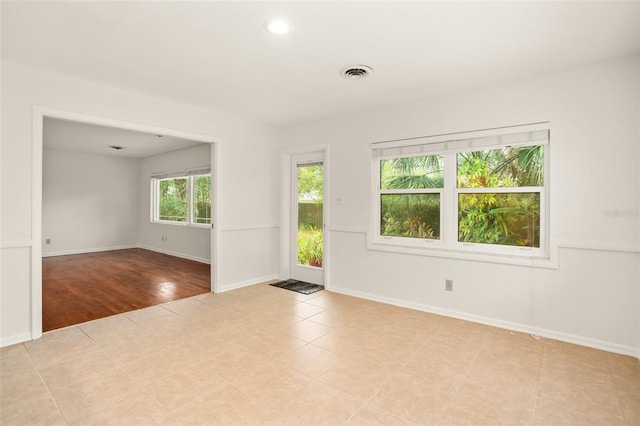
[
  {"left": 45, "top": 238, "right": 51, "bottom": 245},
  {"left": 445, "top": 279, "right": 453, "bottom": 291}
]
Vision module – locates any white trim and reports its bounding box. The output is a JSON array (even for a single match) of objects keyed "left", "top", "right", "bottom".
[
  {"left": 32, "top": 107, "right": 44, "bottom": 341},
  {"left": 327, "top": 226, "right": 368, "bottom": 234},
  {"left": 330, "top": 227, "right": 639, "bottom": 267},
  {"left": 42, "top": 244, "right": 217, "bottom": 263},
  {"left": 220, "top": 225, "right": 279, "bottom": 233},
  {"left": 553, "top": 239, "right": 639, "bottom": 254},
  {"left": 328, "top": 285, "right": 639, "bottom": 359},
  {"left": 0, "top": 240, "right": 33, "bottom": 249},
  {"left": 137, "top": 244, "right": 211, "bottom": 264},
  {"left": 372, "top": 122, "right": 551, "bottom": 151},
  {"left": 366, "top": 239, "right": 558, "bottom": 269},
  {"left": 218, "top": 274, "right": 280, "bottom": 293},
  {"left": 42, "top": 245, "right": 138, "bottom": 258},
  {"left": 210, "top": 141, "right": 220, "bottom": 292},
  {"left": 32, "top": 105, "right": 221, "bottom": 341},
  {"left": 0, "top": 332, "right": 33, "bottom": 348}
]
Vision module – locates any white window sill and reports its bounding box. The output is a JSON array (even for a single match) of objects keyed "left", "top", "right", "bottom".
[
  {"left": 151, "top": 221, "right": 211, "bottom": 229},
  {"left": 366, "top": 238, "right": 557, "bottom": 269}
]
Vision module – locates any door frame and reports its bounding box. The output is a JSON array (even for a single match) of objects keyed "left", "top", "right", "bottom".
[
  {"left": 280, "top": 144, "right": 330, "bottom": 289},
  {"left": 31, "top": 105, "right": 219, "bottom": 340}
]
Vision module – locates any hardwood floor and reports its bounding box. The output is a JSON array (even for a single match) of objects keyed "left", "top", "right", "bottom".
[{"left": 42, "top": 248, "right": 210, "bottom": 331}]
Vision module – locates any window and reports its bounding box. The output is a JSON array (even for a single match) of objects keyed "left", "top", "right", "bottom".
[
  {"left": 380, "top": 155, "right": 443, "bottom": 241},
  {"left": 157, "top": 177, "right": 189, "bottom": 223},
  {"left": 192, "top": 174, "right": 212, "bottom": 225},
  {"left": 456, "top": 146, "right": 543, "bottom": 249},
  {"left": 372, "top": 124, "right": 549, "bottom": 258},
  {"left": 151, "top": 168, "right": 211, "bottom": 227}
]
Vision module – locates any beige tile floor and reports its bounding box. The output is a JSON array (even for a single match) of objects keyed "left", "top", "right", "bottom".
[{"left": 1, "top": 282, "right": 638, "bottom": 425}]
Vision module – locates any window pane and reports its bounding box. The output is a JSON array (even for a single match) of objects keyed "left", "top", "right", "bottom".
[
  {"left": 381, "top": 155, "right": 444, "bottom": 189},
  {"left": 381, "top": 194, "right": 440, "bottom": 239},
  {"left": 297, "top": 164, "right": 323, "bottom": 267},
  {"left": 458, "top": 192, "right": 540, "bottom": 247},
  {"left": 193, "top": 175, "right": 211, "bottom": 224},
  {"left": 158, "top": 178, "right": 188, "bottom": 222},
  {"left": 457, "top": 145, "right": 544, "bottom": 188}
]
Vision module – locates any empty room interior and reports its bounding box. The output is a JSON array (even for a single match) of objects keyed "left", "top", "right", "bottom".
[{"left": 1, "top": 2, "right": 639, "bottom": 425}]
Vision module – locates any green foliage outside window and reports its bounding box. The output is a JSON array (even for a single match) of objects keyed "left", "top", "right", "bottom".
[
  {"left": 159, "top": 178, "right": 188, "bottom": 222},
  {"left": 457, "top": 146, "right": 543, "bottom": 247},
  {"left": 380, "top": 155, "right": 443, "bottom": 239},
  {"left": 297, "top": 164, "right": 324, "bottom": 267},
  {"left": 298, "top": 164, "right": 324, "bottom": 202},
  {"left": 193, "top": 175, "right": 212, "bottom": 224},
  {"left": 157, "top": 174, "right": 211, "bottom": 225},
  {"left": 381, "top": 194, "right": 439, "bottom": 239},
  {"left": 379, "top": 146, "right": 544, "bottom": 248},
  {"left": 298, "top": 224, "right": 323, "bottom": 267}
]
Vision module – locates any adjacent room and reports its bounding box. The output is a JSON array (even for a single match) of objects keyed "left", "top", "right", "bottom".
[
  {"left": 42, "top": 118, "right": 213, "bottom": 330},
  {"left": 1, "top": 1, "right": 638, "bottom": 425}
]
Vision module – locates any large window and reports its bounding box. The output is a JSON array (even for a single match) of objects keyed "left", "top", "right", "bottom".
[
  {"left": 151, "top": 169, "right": 211, "bottom": 227},
  {"left": 372, "top": 125, "right": 549, "bottom": 258}
]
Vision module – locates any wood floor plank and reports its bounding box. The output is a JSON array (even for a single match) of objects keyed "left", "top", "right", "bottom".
[{"left": 42, "top": 248, "right": 211, "bottom": 331}]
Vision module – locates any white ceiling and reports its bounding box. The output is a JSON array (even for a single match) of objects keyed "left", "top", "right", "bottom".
[
  {"left": 2, "top": 1, "right": 639, "bottom": 127},
  {"left": 44, "top": 118, "right": 203, "bottom": 158}
]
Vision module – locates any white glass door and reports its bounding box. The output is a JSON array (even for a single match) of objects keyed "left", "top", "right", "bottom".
[{"left": 290, "top": 152, "right": 325, "bottom": 285}]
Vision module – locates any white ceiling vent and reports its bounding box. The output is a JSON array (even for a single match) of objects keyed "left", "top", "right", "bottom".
[{"left": 341, "top": 65, "right": 373, "bottom": 79}]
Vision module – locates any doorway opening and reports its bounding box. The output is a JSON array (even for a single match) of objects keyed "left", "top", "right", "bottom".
[{"left": 32, "top": 106, "right": 219, "bottom": 338}]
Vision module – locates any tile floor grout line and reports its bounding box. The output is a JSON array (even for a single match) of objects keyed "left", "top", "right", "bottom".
[
  {"left": 529, "top": 342, "right": 548, "bottom": 426},
  {"left": 604, "top": 352, "right": 631, "bottom": 425},
  {"left": 22, "top": 341, "right": 70, "bottom": 426}
]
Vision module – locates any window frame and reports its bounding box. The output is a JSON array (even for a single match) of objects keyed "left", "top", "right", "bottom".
[
  {"left": 371, "top": 124, "right": 550, "bottom": 259},
  {"left": 151, "top": 172, "right": 212, "bottom": 228}
]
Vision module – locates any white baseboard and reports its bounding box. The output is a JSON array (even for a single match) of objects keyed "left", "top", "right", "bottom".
[
  {"left": 218, "top": 274, "right": 279, "bottom": 293},
  {"left": 42, "top": 244, "right": 138, "bottom": 257},
  {"left": 0, "top": 332, "right": 32, "bottom": 348},
  {"left": 136, "top": 245, "right": 210, "bottom": 264},
  {"left": 329, "top": 285, "right": 640, "bottom": 360},
  {"left": 42, "top": 244, "right": 210, "bottom": 264}
]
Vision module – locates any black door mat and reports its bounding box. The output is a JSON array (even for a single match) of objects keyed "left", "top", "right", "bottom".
[{"left": 270, "top": 279, "right": 324, "bottom": 295}]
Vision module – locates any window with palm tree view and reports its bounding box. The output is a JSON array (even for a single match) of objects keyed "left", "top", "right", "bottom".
[{"left": 374, "top": 128, "right": 547, "bottom": 257}]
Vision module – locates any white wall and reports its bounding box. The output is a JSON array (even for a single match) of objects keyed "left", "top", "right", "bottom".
[
  {"left": 42, "top": 149, "right": 140, "bottom": 255},
  {"left": 138, "top": 144, "right": 211, "bottom": 263},
  {"left": 0, "top": 61, "right": 279, "bottom": 346},
  {"left": 278, "top": 56, "right": 640, "bottom": 357}
]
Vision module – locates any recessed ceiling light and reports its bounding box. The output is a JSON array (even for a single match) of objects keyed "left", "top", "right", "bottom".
[{"left": 265, "top": 17, "right": 292, "bottom": 35}]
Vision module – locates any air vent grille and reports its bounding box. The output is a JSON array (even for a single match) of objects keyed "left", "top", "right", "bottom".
[{"left": 341, "top": 65, "right": 373, "bottom": 79}]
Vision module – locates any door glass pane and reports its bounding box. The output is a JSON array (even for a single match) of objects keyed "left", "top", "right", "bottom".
[{"left": 297, "top": 163, "right": 323, "bottom": 267}]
